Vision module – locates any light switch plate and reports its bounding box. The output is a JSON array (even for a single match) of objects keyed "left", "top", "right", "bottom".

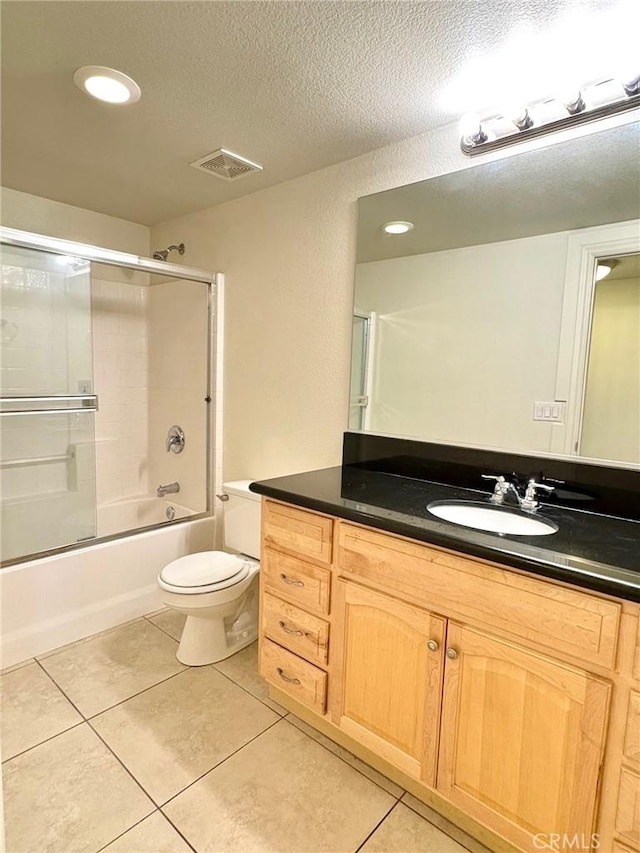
[{"left": 533, "top": 401, "right": 565, "bottom": 422}]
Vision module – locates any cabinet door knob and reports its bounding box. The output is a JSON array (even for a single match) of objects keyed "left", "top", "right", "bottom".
[
  {"left": 446, "top": 647, "right": 459, "bottom": 660},
  {"left": 427, "top": 640, "right": 439, "bottom": 652},
  {"left": 277, "top": 667, "right": 301, "bottom": 686}
]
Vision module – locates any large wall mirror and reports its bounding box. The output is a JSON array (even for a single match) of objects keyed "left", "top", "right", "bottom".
[{"left": 350, "top": 121, "right": 640, "bottom": 468}]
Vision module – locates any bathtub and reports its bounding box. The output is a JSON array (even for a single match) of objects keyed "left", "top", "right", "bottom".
[{"left": 0, "top": 496, "right": 215, "bottom": 668}]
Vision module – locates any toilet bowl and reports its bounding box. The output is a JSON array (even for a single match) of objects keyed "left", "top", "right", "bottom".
[{"left": 157, "top": 480, "right": 261, "bottom": 666}]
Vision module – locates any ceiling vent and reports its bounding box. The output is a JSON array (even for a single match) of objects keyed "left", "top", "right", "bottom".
[{"left": 190, "top": 148, "right": 263, "bottom": 181}]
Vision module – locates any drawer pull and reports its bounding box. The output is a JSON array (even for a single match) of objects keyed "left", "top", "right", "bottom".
[
  {"left": 446, "top": 647, "right": 459, "bottom": 660},
  {"left": 277, "top": 667, "right": 301, "bottom": 686},
  {"left": 279, "top": 620, "right": 304, "bottom": 637},
  {"left": 280, "top": 573, "right": 305, "bottom": 587},
  {"left": 427, "top": 639, "right": 439, "bottom": 652}
]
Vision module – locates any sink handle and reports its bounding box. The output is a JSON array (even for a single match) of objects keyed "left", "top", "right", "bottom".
[{"left": 481, "top": 474, "right": 509, "bottom": 505}]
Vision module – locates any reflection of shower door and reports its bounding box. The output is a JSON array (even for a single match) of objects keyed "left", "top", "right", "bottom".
[
  {"left": 349, "top": 312, "right": 373, "bottom": 430},
  {"left": 0, "top": 245, "right": 97, "bottom": 562}
]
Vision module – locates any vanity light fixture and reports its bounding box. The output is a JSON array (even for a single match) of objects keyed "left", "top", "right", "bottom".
[
  {"left": 73, "top": 66, "right": 141, "bottom": 105},
  {"left": 381, "top": 221, "right": 414, "bottom": 235},
  {"left": 460, "top": 72, "right": 640, "bottom": 155}
]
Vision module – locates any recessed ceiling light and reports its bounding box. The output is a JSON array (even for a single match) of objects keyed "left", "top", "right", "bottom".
[
  {"left": 381, "top": 221, "right": 414, "bottom": 235},
  {"left": 73, "top": 66, "right": 141, "bottom": 104}
]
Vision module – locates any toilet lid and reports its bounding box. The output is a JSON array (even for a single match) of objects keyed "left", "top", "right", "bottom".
[{"left": 160, "top": 551, "right": 247, "bottom": 589}]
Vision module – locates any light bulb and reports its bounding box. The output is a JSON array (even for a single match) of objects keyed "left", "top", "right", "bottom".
[{"left": 460, "top": 113, "right": 487, "bottom": 145}]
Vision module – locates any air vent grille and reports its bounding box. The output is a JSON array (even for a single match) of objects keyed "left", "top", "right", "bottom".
[{"left": 190, "top": 148, "right": 263, "bottom": 181}]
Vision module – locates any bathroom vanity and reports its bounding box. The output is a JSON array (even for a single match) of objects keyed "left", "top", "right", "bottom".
[{"left": 251, "top": 441, "right": 640, "bottom": 853}]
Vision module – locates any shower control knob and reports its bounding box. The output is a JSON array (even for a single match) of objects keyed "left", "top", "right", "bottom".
[{"left": 166, "top": 425, "right": 185, "bottom": 454}]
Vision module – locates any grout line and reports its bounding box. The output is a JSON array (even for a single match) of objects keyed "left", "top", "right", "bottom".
[
  {"left": 87, "top": 719, "right": 159, "bottom": 808},
  {"left": 1, "top": 719, "right": 85, "bottom": 765},
  {"left": 142, "top": 613, "right": 183, "bottom": 643},
  {"left": 85, "top": 668, "right": 188, "bottom": 720},
  {"left": 153, "top": 811, "right": 198, "bottom": 853},
  {"left": 285, "top": 716, "right": 404, "bottom": 801},
  {"left": 38, "top": 656, "right": 188, "bottom": 722},
  {"left": 353, "top": 798, "right": 399, "bottom": 852},
  {"left": 400, "top": 794, "right": 479, "bottom": 853},
  {"left": 159, "top": 716, "right": 284, "bottom": 809},
  {"left": 210, "top": 661, "right": 287, "bottom": 718},
  {"left": 93, "top": 809, "right": 165, "bottom": 853},
  {"left": 34, "top": 658, "right": 86, "bottom": 718}
]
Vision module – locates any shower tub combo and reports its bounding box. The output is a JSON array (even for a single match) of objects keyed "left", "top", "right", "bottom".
[{"left": 0, "top": 228, "right": 221, "bottom": 667}]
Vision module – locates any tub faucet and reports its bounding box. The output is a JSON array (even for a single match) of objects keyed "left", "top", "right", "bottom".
[{"left": 157, "top": 482, "right": 180, "bottom": 498}]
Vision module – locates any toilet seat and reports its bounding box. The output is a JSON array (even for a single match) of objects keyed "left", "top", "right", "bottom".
[{"left": 158, "top": 551, "right": 252, "bottom": 594}]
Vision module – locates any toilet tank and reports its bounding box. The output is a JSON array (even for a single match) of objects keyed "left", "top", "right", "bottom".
[{"left": 222, "top": 480, "right": 261, "bottom": 559}]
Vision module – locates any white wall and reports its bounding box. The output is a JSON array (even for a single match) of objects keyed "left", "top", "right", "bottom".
[
  {"left": 151, "top": 123, "right": 476, "bottom": 481},
  {"left": 354, "top": 232, "right": 569, "bottom": 452},
  {"left": 0, "top": 187, "right": 149, "bottom": 255}
]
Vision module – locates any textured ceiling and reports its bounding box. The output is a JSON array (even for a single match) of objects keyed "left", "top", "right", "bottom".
[{"left": 0, "top": 0, "right": 613, "bottom": 225}]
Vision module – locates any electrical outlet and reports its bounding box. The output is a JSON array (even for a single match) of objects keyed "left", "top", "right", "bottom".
[{"left": 533, "top": 401, "right": 565, "bottom": 423}]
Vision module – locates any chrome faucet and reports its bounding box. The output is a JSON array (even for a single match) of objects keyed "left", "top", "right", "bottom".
[
  {"left": 482, "top": 474, "right": 555, "bottom": 513},
  {"left": 157, "top": 482, "right": 180, "bottom": 498}
]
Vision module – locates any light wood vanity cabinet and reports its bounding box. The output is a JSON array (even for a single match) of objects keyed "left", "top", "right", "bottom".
[{"left": 258, "top": 499, "right": 638, "bottom": 853}]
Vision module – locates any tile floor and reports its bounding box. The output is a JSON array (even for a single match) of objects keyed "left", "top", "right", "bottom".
[{"left": 1, "top": 610, "right": 490, "bottom": 853}]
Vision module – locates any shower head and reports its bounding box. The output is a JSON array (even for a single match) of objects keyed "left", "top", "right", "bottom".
[{"left": 152, "top": 242, "right": 185, "bottom": 262}]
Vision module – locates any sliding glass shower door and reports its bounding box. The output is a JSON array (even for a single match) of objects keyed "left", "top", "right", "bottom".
[{"left": 1, "top": 245, "right": 97, "bottom": 562}]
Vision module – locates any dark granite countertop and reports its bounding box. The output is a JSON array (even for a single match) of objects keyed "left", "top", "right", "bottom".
[{"left": 250, "top": 465, "right": 640, "bottom": 603}]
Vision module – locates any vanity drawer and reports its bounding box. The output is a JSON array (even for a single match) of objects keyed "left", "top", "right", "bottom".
[
  {"left": 260, "top": 638, "right": 327, "bottom": 714},
  {"left": 624, "top": 691, "right": 640, "bottom": 772},
  {"left": 263, "top": 592, "right": 329, "bottom": 666},
  {"left": 262, "top": 547, "right": 330, "bottom": 615},
  {"left": 337, "top": 522, "right": 620, "bottom": 670},
  {"left": 613, "top": 842, "right": 639, "bottom": 853},
  {"left": 615, "top": 767, "right": 640, "bottom": 849},
  {"left": 263, "top": 500, "right": 333, "bottom": 565}
]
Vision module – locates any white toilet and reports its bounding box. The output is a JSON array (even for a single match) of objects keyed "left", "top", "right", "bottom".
[{"left": 157, "top": 480, "right": 261, "bottom": 666}]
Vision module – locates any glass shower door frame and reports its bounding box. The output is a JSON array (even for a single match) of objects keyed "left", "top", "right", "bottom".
[{"left": 1, "top": 226, "right": 219, "bottom": 565}]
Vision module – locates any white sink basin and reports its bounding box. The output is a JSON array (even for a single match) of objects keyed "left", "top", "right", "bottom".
[{"left": 427, "top": 501, "right": 558, "bottom": 536}]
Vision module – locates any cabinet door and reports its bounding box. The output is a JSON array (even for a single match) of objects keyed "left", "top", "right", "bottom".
[
  {"left": 438, "top": 623, "right": 611, "bottom": 852},
  {"left": 332, "top": 581, "right": 445, "bottom": 785}
]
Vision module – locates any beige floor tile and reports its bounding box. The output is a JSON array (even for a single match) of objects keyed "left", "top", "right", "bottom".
[
  {"left": 39, "top": 619, "right": 186, "bottom": 717},
  {"left": 287, "top": 714, "right": 404, "bottom": 799},
  {"left": 213, "top": 641, "right": 286, "bottom": 715},
  {"left": 361, "top": 802, "right": 469, "bottom": 852},
  {"left": 1, "top": 662, "right": 83, "bottom": 760},
  {"left": 164, "top": 718, "right": 395, "bottom": 852},
  {"left": 402, "top": 794, "right": 492, "bottom": 853},
  {"left": 92, "top": 666, "right": 279, "bottom": 805},
  {"left": 1, "top": 657, "right": 35, "bottom": 675},
  {"left": 101, "top": 812, "right": 192, "bottom": 853},
  {"left": 146, "top": 608, "right": 186, "bottom": 642},
  {"left": 3, "top": 724, "right": 154, "bottom": 853}
]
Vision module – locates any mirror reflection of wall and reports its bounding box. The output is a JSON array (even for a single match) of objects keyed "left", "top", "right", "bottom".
[
  {"left": 580, "top": 253, "right": 640, "bottom": 463},
  {"left": 351, "top": 122, "right": 640, "bottom": 467}
]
